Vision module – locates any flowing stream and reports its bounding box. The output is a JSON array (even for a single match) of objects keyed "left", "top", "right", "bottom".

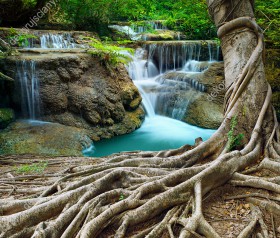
[
  {"left": 15, "top": 31, "right": 219, "bottom": 157},
  {"left": 85, "top": 41, "right": 219, "bottom": 157}
]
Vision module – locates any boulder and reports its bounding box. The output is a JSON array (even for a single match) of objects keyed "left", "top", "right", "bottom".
[
  {"left": 142, "top": 30, "right": 186, "bottom": 41},
  {"left": 183, "top": 95, "right": 223, "bottom": 129}
]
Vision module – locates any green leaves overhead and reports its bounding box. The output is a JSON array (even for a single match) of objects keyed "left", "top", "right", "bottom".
[{"left": 256, "top": 0, "right": 280, "bottom": 47}]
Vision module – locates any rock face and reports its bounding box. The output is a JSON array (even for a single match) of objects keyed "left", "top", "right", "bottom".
[
  {"left": 0, "top": 51, "right": 145, "bottom": 141},
  {"left": 0, "top": 108, "right": 14, "bottom": 129},
  {"left": 0, "top": 121, "right": 92, "bottom": 156},
  {"left": 182, "top": 62, "right": 225, "bottom": 129}
]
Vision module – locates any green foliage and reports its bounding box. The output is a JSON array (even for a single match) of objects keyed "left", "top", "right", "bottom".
[
  {"left": 227, "top": 116, "right": 244, "bottom": 151},
  {"left": 87, "top": 38, "right": 134, "bottom": 67},
  {"left": 22, "top": 0, "right": 37, "bottom": 8},
  {"left": 3, "top": 0, "right": 279, "bottom": 45},
  {"left": 15, "top": 161, "right": 48, "bottom": 174},
  {"left": 57, "top": 0, "right": 216, "bottom": 39},
  {"left": 119, "top": 194, "right": 125, "bottom": 201},
  {"left": 256, "top": 0, "right": 280, "bottom": 47},
  {"left": 7, "top": 28, "right": 38, "bottom": 47}
]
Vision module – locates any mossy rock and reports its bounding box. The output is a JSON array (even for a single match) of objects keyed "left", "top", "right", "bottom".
[
  {"left": 0, "top": 108, "right": 14, "bottom": 129},
  {"left": 0, "top": 121, "right": 93, "bottom": 156}
]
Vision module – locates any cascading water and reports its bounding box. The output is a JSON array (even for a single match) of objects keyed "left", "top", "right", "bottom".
[
  {"left": 131, "top": 21, "right": 168, "bottom": 33},
  {"left": 145, "top": 41, "right": 220, "bottom": 74},
  {"left": 127, "top": 41, "right": 220, "bottom": 120},
  {"left": 16, "top": 60, "right": 41, "bottom": 119},
  {"left": 40, "top": 33, "right": 77, "bottom": 49},
  {"left": 108, "top": 25, "right": 142, "bottom": 41},
  {"left": 84, "top": 41, "right": 219, "bottom": 157}
]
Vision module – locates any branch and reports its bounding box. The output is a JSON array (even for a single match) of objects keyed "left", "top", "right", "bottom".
[{"left": 0, "top": 72, "right": 14, "bottom": 82}]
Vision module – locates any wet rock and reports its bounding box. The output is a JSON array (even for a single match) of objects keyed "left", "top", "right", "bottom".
[
  {"left": 183, "top": 95, "right": 223, "bottom": 129},
  {"left": 0, "top": 120, "right": 92, "bottom": 156},
  {"left": 153, "top": 61, "right": 225, "bottom": 129},
  {"left": 0, "top": 52, "right": 145, "bottom": 141}
]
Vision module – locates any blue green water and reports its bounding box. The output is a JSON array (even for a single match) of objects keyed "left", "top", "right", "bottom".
[{"left": 84, "top": 115, "right": 215, "bottom": 157}]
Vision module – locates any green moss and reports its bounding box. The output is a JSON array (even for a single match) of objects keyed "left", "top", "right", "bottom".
[
  {"left": 227, "top": 116, "right": 244, "bottom": 151},
  {"left": 0, "top": 108, "right": 14, "bottom": 129},
  {"left": 0, "top": 121, "right": 92, "bottom": 156},
  {"left": 158, "top": 32, "right": 174, "bottom": 40},
  {"left": 129, "top": 97, "right": 142, "bottom": 110},
  {"left": 126, "top": 107, "right": 145, "bottom": 128}
]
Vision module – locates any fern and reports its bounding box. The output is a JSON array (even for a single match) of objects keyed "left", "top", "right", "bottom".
[
  {"left": 86, "top": 37, "right": 134, "bottom": 67},
  {"left": 8, "top": 28, "right": 37, "bottom": 47},
  {"left": 227, "top": 116, "right": 244, "bottom": 151}
]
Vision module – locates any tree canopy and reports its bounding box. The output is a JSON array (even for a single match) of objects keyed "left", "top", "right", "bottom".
[{"left": 1, "top": 0, "right": 279, "bottom": 44}]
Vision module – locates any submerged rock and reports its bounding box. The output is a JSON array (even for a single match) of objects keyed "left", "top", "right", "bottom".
[
  {"left": 0, "top": 120, "right": 92, "bottom": 156},
  {"left": 0, "top": 108, "right": 14, "bottom": 129}
]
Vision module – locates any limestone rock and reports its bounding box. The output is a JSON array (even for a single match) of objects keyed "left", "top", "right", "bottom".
[
  {"left": 0, "top": 121, "right": 92, "bottom": 156},
  {"left": 0, "top": 52, "right": 145, "bottom": 141}
]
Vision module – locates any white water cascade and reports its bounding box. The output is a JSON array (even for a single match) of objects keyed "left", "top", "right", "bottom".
[
  {"left": 85, "top": 41, "right": 219, "bottom": 157},
  {"left": 131, "top": 21, "right": 168, "bottom": 33},
  {"left": 40, "top": 33, "right": 77, "bottom": 49},
  {"left": 127, "top": 41, "right": 220, "bottom": 120},
  {"left": 16, "top": 60, "right": 41, "bottom": 119}
]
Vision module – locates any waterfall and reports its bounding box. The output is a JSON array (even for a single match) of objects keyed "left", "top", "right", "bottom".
[
  {"left": 16, "top": 60, "right": 41, "bottom": 119},
  {"left": 127, "top": 41, "right": 220, "bottom": 121},
  {"left": 145, "top": 42, "right": 203, "bottom": 74},
  {"left": 108, "top": 25, "right": 142, "bottom": 41},
  {"left": 131, "top": 21, "right": 168, "bottom": 33},
  {"left": 40, "top": 33, "right": 77, "bottom": 49}
]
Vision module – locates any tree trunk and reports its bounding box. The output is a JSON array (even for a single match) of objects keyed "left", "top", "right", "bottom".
[{"left": 0, "top": 1, "right": 279, "bottom": 237}]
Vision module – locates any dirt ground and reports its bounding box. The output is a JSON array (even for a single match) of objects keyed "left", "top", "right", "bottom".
[{"left": 0, "top": 155, "right": 279, "bottom": 237}]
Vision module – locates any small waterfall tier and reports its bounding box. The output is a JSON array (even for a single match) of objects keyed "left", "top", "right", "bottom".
[
  {"left": 128, "top": 40, "right": 221, "bottom": 120},
  {"left": 16, "top": 60, "right": 41, "bottom": 119},
  {"left": 156, "top": 71, "right": 206, "bottom": 92},
  {"left": 145, "top": 41, "right": 220, "bottom": 73},
  {"left": 109, "top": 21, "right": 181, "bottom": 41},
  {"left": 131, "top": 20, "right": 168, "bottom": 33},
  {"left": 40, "top": 33, "right": 79, "bottom": 49},
  {"left": 22, "top": 32, "right": 87, "bottom": 49}
]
